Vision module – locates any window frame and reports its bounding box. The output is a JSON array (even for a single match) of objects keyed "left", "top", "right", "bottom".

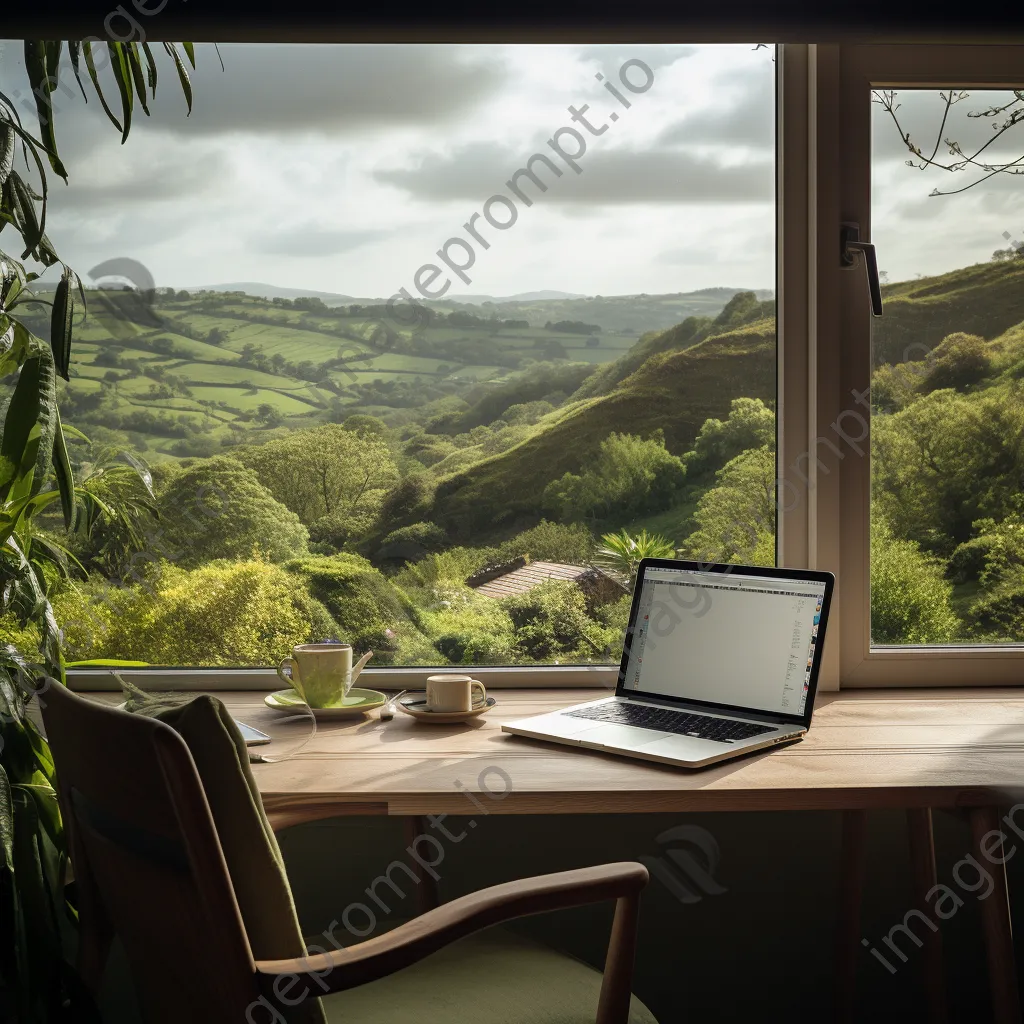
[
  {"left": 65, "top": 40, "right": 803, "bottom": 692},
  {"left": 830, "top": 43, "right": 1024, "bottom": 687}
]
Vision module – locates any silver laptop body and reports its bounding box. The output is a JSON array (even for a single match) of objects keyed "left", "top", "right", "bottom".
[{"left": 502, "top": 558, "right": 834, "bottom": 769}]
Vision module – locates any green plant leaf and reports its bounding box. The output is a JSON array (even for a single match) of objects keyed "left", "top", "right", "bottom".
[
  {"left": 82, "top": 41, "right": 122, "bottom": 134},
  {"left": 8, "top": 172, "right": 44, "bottom": 259},
  {"left": 182, "top": 42, "right": 196, "bottom": 68},
  {"left": 65, "top": 659, "right": 149, "bottom": 667},
  {"left": 0, "top": 119, "right": 15, "bottom": 189},
  {"left": 22, "top": 41, "right": 68, "bottom": 181},
  {"left": 141, "top": 42, "right": 159, "bottom": 93},
  {"left": 163, "top": 43, "right": 193, "bottom": 115},
  {"left": 60, "top": 422, "right": 89, "bottom": 443},
  {"left": 49, "top": 265, "right": 76, "bottom": 380},
  {"left": 107, "top": 43, "right": 134, "bottom": 143},
  {"left": 0, "top": 764, "right": 14, "bottom": 872},
  {"left": 126, "top": 43, "right": 150, "bottom": 117},
  {"left": 0, "top": 319, "right": 34, "bottom": 381},
  {"left": 11, "top": 787, "right": 64, "bottom": 1014},
  {"left": 0, "top": 356, "right": 44, "bottom": 499},
  {"left": 67, "top": 41, "right": 90, "bottom": 102},
  {"left": 51, "top": 406, "right": 76, "bottom": 531}
]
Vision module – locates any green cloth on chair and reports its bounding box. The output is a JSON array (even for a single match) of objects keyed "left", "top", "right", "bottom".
[
  {"left": 150, "top": 695, "right": 327, "bottom": 1024},
  {"left": 148, "top": 695, "right": 658, "bottom": 1024},
  {"left": 321, "top": 927, "right": 658, "bottom": 1024}
]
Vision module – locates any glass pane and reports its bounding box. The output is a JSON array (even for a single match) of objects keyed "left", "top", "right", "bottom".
[
  {"left": 871, "top": 87, "right": 1024, "bottom": 645},
  {"left": 1, "top": 42, "right": 777, "bottom": 668}
]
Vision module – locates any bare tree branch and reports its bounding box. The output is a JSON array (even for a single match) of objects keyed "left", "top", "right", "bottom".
[{"left": 873, "top": 88, "right": 1024, "bottom": 196}]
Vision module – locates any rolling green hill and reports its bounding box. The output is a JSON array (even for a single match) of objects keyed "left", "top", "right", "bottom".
[
  {"left": 874, "top": 259, "right": 1024, "bottom": 367},
  {"left": 425, "top": 316, "right": 776, "bottom": 536}
]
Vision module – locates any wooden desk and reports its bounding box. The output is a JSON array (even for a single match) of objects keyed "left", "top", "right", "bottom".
[
  {"left": 225, "top": 688, "right": 1024, "bottom": 818},
  {"left": 215, "top": 686, "right": 1024, "bottom": 1023}
]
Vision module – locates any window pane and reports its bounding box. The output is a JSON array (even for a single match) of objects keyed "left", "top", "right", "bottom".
[
  {"left": 2, "top": 42, "right": 777, "bottom": 668},
  {"left": 871, "top": 87, "right": 1024, "bottom": 645}
]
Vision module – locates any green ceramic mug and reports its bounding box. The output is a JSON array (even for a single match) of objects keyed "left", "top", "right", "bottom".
[{"left": 277, "top": 643, "right": 373, "bottom": 708}]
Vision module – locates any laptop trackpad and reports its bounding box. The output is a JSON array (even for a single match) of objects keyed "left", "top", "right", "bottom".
[{"left": 578, "top": 724, "right": 677, "bottom": 748}]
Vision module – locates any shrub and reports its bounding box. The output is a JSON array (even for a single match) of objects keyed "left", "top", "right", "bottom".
[
  {"left": 54, "top": 560, "right": 314, "bottom": 666},
  {"left": 377, "top": 522, "right": 449, "bottom": 562},
  {"left": 921, "top": 332, "right": 991, "bottom": 393},
  {"left": 502, "top": 580, "right": 618, "bottom": 662},
  {"left": 424, "top": 588, "right": 516, "bottom": 665},
  {"left": 870, "top": 362, "right": 922, "bottom": 412},
  {"left": 491, "top": 520, "right": 595, "bottom": 566},
  {"left": 965, "top": 577, "right": 1024, "bottom": 640},
  {"left": 308, "top": 506, "right": 381, "bottom": 552},
  {"left": 870, "top": 518, "right": 960, "bottom": 644},
  {"left": 948, "top": 536, "right": 997, "bottom": 584},
  {"left": 284, "top": 554, "right": 407, "bottom": 659},
  {"left": 156, "top": 456, "right": 308, "bottom": 567}
]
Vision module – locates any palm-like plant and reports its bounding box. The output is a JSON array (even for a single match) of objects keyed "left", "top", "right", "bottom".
[
  {"left": 1, "top": 40, "right": 199, "bottom": 1021},
  {"left": 594, "top": 528, "right": 677, "bottom": 587}
]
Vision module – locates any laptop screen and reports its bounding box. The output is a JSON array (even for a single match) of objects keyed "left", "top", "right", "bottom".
[{"left": 620, "top": 565, "right": 828, "bottom": 718}]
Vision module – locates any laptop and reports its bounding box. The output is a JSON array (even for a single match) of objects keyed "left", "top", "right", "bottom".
[{"left": 502, "top": 558, "right": 835, "bottom": 769}]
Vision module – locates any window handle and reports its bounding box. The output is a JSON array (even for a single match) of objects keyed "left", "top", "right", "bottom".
[{"left": 840, "top": 222, "right": 883, "bottom": 317}]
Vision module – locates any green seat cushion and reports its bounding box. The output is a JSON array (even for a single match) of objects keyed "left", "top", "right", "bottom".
[{"left": 322, "top": 926, "right": 659, "bottom": 1024}]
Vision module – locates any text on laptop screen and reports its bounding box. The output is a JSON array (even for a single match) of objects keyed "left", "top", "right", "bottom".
[{"left": 621, "top": 568, "right": 826, "bottom": 716}]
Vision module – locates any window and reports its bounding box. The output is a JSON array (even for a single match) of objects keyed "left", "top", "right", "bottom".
[
  {"left": 0, "top": 41, "right": 779, "bottom": 680},
  {"left": 834, "top": 45, "right": 1024, "bottom": 685}
]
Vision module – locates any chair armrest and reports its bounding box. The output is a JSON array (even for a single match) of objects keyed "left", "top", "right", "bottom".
[{"left": 254, "top": 861, "right": 648, "bottom": 997}]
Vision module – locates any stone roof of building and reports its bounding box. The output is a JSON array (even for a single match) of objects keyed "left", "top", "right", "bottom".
[{"left": 471, "top": 561, "right": 597, "bottom": 598}]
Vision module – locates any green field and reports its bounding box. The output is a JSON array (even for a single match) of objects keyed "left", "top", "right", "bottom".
[{"left": 19, "top": 285, "right": 757, "bottom": 459}]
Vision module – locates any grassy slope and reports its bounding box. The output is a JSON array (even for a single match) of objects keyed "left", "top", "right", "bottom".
[
  {"left": 427, "top": 317, "right": 776, "bottom": 537},
  {"left": 873, "top": 259, "right": 1024, "bottom": 367}
]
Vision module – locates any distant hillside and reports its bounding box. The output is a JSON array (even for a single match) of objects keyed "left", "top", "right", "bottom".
[
  {"left": 438, "top": 288, "right": 774, "bottom": 335},
  {"left": 187, "top": 283, "right": 356, "bottom": 305},
  {"left": 573, "top": 291, "right": 775, "bottom": 400},
  {"left": 449, "top": 290, "right": 586, "bottom": 303},
  {"left": 425, "top": 316, "right": 776, "bottom": 537},
  {"left": 874, "top": 260, "right": 1024, "bottom": 367}
]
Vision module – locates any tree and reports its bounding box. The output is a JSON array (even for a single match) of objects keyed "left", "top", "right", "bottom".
[
  {"left": 156, "top": 457, "right": 308, "bottom": 566},
  {"left": 681, "top": 446, "right": 776, "bottom": 565},
  {"left": 872, "top": 387, "right": 1024, "bottom": 556},
  {"left": 543, "top": 431, "right": 686, "bottom": 525},
  {"left": 870, "top": 517, "right": 960, "bottom": 644},
  {"left": 237, "top": 423, "right": 399, "bottom": 526},
  {"left": 594, "top": 528, "right": 675, "bottom": 585},
  {"left": 684, "top": 397, "right": 775, "bottom": 479}
]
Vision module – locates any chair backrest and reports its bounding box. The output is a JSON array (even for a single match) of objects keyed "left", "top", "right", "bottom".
[{"left": 41, "top": 682, "right": 265, "bottom": 1022}]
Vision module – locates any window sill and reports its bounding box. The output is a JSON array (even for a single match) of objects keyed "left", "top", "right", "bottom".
[{"left": 66, "top": 663, "right": 619, "bottom": 692}]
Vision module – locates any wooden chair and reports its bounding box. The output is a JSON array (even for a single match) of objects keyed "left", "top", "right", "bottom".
[{"left": 41, "top": 683, "right": 657, "bottom": 1024}]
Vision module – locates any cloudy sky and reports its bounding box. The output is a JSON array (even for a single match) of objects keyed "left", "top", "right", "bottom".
[{"left": 0, "top": 42, "right": 1022, "bottom": 298}]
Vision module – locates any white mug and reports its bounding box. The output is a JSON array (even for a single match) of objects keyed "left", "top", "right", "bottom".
[{"left": 426, "top": 674, "right": 487, "bottom": 713}]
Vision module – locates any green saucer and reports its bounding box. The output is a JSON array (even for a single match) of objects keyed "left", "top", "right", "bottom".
[{"left": 264, "top": 687, "right": 388, "bottom": 719}]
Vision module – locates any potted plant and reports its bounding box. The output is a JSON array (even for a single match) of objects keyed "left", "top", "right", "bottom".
[{"left": 1, "top": 40, "right": 201, "bottom": 1021}]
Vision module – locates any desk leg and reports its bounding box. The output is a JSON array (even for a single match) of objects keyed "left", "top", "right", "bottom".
[
  {"left": 835, "top": 809, "right": 868, "bottom": 1024},
  {"left": 906, "top": 808, "right": 948, "bottom": 1024},
  {"left": 403, "top": 815, "right": 441, "bottom": 914},
  {"left": 969, "top": 806, "right": 1020, "bottom": 1024}
]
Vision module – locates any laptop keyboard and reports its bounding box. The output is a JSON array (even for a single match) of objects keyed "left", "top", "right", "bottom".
[{"left": 565, "top": 702, "right": 775, "bottom": 744}]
